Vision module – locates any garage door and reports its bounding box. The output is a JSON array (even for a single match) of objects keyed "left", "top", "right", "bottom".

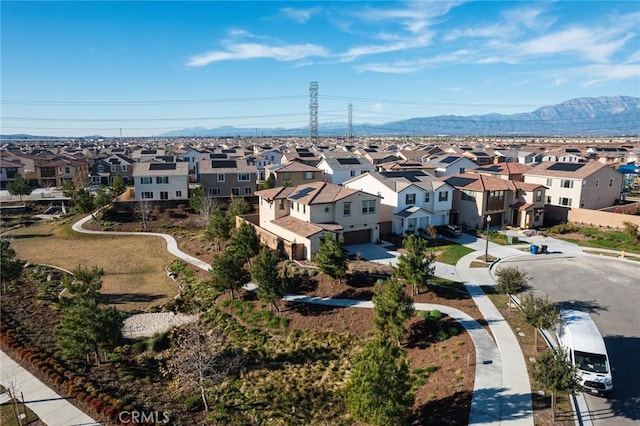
[{"left": 342, "top": 229, "right": 372, "bottom": 245}]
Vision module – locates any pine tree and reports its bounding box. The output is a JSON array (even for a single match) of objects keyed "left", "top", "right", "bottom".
[
  {"left": 314, "top": 233, "right": 347, "bottom": 284},
  {"left": 0, "top": 239, "right": 24, "bottom": 284},
  {"left": 251, "top": 248, "right": 286, "bottom": 313},
  {"left": 210, "top": 250, "right": 250, "bottom": 299},
  {"left": 393, "top": 234, "right": 435, "bottom": 296},
  {"left": 206, "top": 208, "right": 232, "bottom": 250},
  {"left": 228, "top": 222, "right": 261, "bottom": 265},
  {"left": 372, "top": 277, "right": 414, "bottom": 345},
  {"left": 346, "top": 338, "right": 414, "bottom": 426}
]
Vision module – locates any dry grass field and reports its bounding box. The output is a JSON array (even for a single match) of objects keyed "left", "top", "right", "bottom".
[{"left": 5, "top": 220, "right": 179, "bottom": 312}]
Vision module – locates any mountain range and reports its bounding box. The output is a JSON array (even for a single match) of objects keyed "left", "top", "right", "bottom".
[
  {"left": 2, "top": 96, "right": 638, "bottom": 140},
  {"left": 160, "top": 96, "right": 640, "bottom": 138}
]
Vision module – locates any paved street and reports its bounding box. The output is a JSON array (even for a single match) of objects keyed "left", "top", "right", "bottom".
[{"left": 500, "top": 254, "right": 640, "bottom": 426}]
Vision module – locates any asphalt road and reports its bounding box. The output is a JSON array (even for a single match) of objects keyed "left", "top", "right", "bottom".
[{"left": 499, "top": 254, "right": 640, "bottom": 426}]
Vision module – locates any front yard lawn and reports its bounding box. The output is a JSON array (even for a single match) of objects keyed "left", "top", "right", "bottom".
[{"left": 427, "top": 242, "right": 475, "bottom": 265}]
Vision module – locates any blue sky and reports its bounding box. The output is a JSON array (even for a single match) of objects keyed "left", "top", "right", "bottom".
[{"left": 2, "top": 1, "right": 639, "bottom": 137}]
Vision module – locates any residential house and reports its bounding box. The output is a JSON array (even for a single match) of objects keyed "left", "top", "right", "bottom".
[
  {"left": 264, "top": 161, "right": 324, "bottom": 187},
  {"left": 376, "top": 159, "right": 437, "bottom": 173},
  {"left": 461, "top": 150, "right": 497, "bottom": 165},
  {"left": 281, "top": 148, "right": 321, "bottom": 166},
  {"left": 132, "top": 162, "right": 189, "bottom": 201},
  {"left": 541, "top": 147, "right": 585, "bottom": 163},
  {"left": 315, "top": 157, "right": 375, "bottom": 185},
  {"left": 197, "top": 158, "right": 258, "bottom": 199},
  {"left": 0, "top": 159, "right": 24, "bottom": 190},
  {"left": 444, "top": 173, "right": 546, "bottom": 230},
  {"left": 344, "top": 170, "right": 454, "bottom": 237},
  {"left": 523, "top": 161, "right": 623, "bottom": 220},
  {"left": 89, "top": 154, "right": 135, "bottom": 185},
  {"left": 35, "top": 158, "right": 90, "bottom": 187},
  {"left": 132, "top": 148, "right": 166, "bottom": 163},
  {"left": 425, "top": 154, "right": 479, "bottom": 178},
  {"left": 255, "top": 181, "right": 381, "bottom": 260}
]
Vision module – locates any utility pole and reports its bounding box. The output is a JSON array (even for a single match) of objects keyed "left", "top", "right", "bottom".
[
  {"left": 309, "top": 81, "right": 319, "bottom": 143},
  {"left": 348, "top": 103, "right": 353, "bottom": 139}
]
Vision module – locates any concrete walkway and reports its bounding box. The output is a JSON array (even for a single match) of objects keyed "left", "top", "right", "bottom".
[{"left": 0, "top": 350, "right": 99, "bottom": 426}]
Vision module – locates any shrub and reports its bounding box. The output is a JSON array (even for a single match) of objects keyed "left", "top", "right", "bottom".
[
  {"left": 448, "top": 327, "right": 460, "bottom": 336},
  {"left": 185, "top": 394, "right": 204, "bottom": 412},
  {"left": 429, "top": 310, "right": 443, "bottom": 321},
  {"left": 425, "top": 365, "right": 439, "bottom": 373},
  {"left": 437, "top": 329, "right": 449, "bottom": 341}
]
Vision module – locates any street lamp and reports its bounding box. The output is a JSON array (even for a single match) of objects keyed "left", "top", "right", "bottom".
[{"left": 485, "top": 215, "right": 492, "bottom": 262}]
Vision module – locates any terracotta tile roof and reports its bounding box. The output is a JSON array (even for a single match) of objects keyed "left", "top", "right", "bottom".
[
  {"left": 271, "top": 216, "right": 325, "bottom": 238},
  {"left": 257, "top": 181, "right": 358, "bottom": 205},
  {"left": 525, "top": 160, "right": 614, "bottom": 179}
]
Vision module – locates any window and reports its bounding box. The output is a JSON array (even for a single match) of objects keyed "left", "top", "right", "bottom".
[
  {"left": 238, "top": 173, "right": 250, "bottom": 182},
  {"left": 560, "top": 179, "right": 573, "bottom": 189},
  {"left": 231, "top": 187, "right": 240, "bottom": 196},
  {"left": 362, "top": 200, "right": 376, "bottom": 214},
  {"left": 209, "top": 188, "right": 220, "bottom": 196},
  {"left": 343, "top": 202, "right": 351, "bottom": 216},
  {"left": 304, "top": 171, "right": 315, "bottom": 180},
  {"left": 546, "top": 178, "right": 553, "bottom": 187},
  {"left": 303, "top": 205, "right": 306, "bottom": 213},
  {"left": 405, "top": 193, "right": 416, "bottom": 205},
  {"left": 278, "top": 199, "right": 285, "bottom": 210},
  {"left": 140, "top": 177, "right": 152, "bottom": 184},
  {"left": 64, "top": 167, "right": 71, "bottom": 174},
  {"left": 438, "top": 191, "right": 449, "bottom": 202},
  {"left": 535, "top": 190, "right": 543, "bottom": 202},
  {"left": 350, "top": 170, "right": 357, "bottom": 177},
  {"left": 156, "top": 176, "right": 169, "bottom": 184},
  {"left": 244, "top": 187, "right": 252, "bottom": 194},
  {"left": 559, "top": 197, "right": 572, "bottom": 206},
  {"left": 459, "top": 167, "right": 466, "bottom": 174},
  {"left": 546, "top": 195, "right": 552, "bottom": 204},
  {"left": 461, "top": 190, "right": 475, "bottom": 201},
  {"left": 160, "top": 191, "right": 169, "bottom": 200},
  {"left": 217, "top": 174, "right": 225, "bottom": 182},
  {"left": 141, "top": 192, "right": 153, "bottom": 199},
  {"left": 424, "top": 192, "right": 430, "bottom": 203},
  {"left": 121, "top": 165, "right": 128, "bottom": 172},
  {"left": 296, "top": 202, "right": 299, "bottom": 212},
  {"left": 176, "top": 191, "right": 182, "bottom": 197},
  {"left": 111, "top": 165, "right": 117, "bottom": 172},
  {"left": 98, "top": 165, "right": 104, "bottom": 173},
  {"left": 282, "top": 172, "right": 291, "bottom": 180}
]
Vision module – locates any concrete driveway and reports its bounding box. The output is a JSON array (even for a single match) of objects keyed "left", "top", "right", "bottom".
[
  {"left": 344, "top": 242, "right": 402, "bottom": 266},
  {"left": 498, "top": 254, "right": 640, "bottom": 426}
]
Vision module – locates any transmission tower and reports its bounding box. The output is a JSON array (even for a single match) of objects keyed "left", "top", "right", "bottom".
[
  {"left": 348, "top": 103, "right": 353, "bottom": 139},
  {"left": 309, "top": 81, "right": 319, "bottom": 143}
]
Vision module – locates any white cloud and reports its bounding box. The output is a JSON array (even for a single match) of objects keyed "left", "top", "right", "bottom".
[
  {"left": 187, "top": 42, "right": 329, "bottom": 67},
  {"left": 280, "top": 6, "right": 321, "bottom": 24},
  {"left": 354, "top": 62, "right": 418, "bottom": 74},
  {"left": 338, "top": 32, "right": 434, "bottom": 62},
  {"left": 581, "top": 63, "right": 640, "bottom": 86}
]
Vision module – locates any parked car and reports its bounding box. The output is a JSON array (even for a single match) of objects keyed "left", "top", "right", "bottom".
[{"left": 437, "top": 224, "right": 462, "bottom": 238}]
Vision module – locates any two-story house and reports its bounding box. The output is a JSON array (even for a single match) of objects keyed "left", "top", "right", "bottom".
[
  {"left": 523, "top": 161, "right": 623, "bottom": 221},
  {"left": 425, "top": 154, "right": 479, "bottom": 178},
  {"left": 198, "top": 158, "right": 258, "bottom": 200},
  {"left": 467, "top": 162, "right": 532, "bottom": 182},
  {"left": 264, "top": 161, "right": 324, "bottom": 187},
  {"left": 344, "top": 170, "right": 454, "bottom": 237},
  {"left": 89, "top": 154, "right": 135, "bottom": 186},
  {"left": 444, "top": 173, "right": 546, "bottom": 229},
  {"left": 315, "top": 157, "right": 375, "bottom": 185},
  {"left": 35, "top": 158, "right": 90, "bottom": 187},
  {"left": 132, "top": 162, "right": 189, "bottom": 201},
  {"left": 0, "top": 159, "right": 24, "bottom": 190},
  {"left": 255, "top": 181, "right": 381, "bottom": 260}
]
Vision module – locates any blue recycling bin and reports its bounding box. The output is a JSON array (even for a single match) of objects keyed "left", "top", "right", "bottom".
[{"left": 530, "top": 244, "right": 539, "bottom": 254}]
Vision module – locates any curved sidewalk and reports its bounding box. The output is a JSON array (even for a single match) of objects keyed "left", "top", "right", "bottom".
[{"left": 0, "top": 350, "right": 99, "bottom": 426}]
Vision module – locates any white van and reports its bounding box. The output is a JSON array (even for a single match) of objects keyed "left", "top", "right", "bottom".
[{"left": 556, "top": 309, "right": 613, "bottom": 395}]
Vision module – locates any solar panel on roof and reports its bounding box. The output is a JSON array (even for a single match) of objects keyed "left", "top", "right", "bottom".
[
  {"left": 209, "top": 153, "right": 228, "bottom": 159},
  {"left": 298, "top": 152, "right": 315, "bottom": 158},
  {"left": 439, "top": 156, "right": 458, "bottom": 164},
  {"left": 210, "top": 160, "right": 237, "bottom": 169},
  {"left": 141, "top": 150, "right": 156, "bottom": 155},
  {"left": 380, "top": 171, "right": 428, "bottom": 183},
  {"left": 446, "top": 176, "right": 477, "bottom": 187},
  {"left": 477, "top": 165, "right": 501, "bottom": 172},
  {"left": 336, "top": 158, "right": 361, "bottom": 165},
  {"left": 547, "top": 163, "right": 585, "bottom": 172},
  {"left": 296, "top": 148, "right": 310, "bottom": 153},
  {"left": 565, "top": 148, "right": 581, "bottom": 153},
  {"left": 149, "top": 163, "right": 177, "bottom": 171},
  {"left": 222, "top": 149, "right": 236, "bottom": 153}
]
